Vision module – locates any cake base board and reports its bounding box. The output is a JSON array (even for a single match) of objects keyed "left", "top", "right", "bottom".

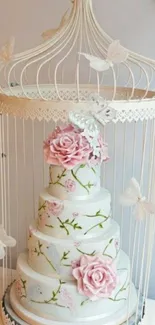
[{"left": 1, "top": 284, "right": 143, "bottom": 325}]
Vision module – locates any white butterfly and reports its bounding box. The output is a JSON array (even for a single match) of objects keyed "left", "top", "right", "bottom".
[
  {"left": 120, "top": 178, "right": 155, "bottom": 220},
  {"left": 69, "top": 111, "right": 99, "bottom": 137},
  {"left": 89, "top": 93, "right": 116, "bottom": 125},
  {"left": 0, "top": 225, "right": 16, "bottom": 259},
  {"left": 79, "top": 40, "right": 128, "bottom": 72},
  {"left": 0, "top": 37, "right": 15, "bottom": 63}
]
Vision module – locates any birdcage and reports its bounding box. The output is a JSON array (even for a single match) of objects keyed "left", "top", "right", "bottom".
[{"left": 0, "top": 0, "right": 155, "bottom": 324}]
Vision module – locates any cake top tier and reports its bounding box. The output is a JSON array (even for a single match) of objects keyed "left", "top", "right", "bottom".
[{"left": 43, "top": 112, "right": 109, "bottom": 170}]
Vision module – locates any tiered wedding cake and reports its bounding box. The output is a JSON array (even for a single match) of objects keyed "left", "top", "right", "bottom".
[{"left": 9, "top": 114, "right": 137, "bottom": 325}]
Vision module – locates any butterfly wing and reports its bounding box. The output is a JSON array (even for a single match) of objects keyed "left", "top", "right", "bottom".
[
  {"left": 107, "top": 40, "right": 129, "bottom": 63},
  {"left": 0, "top": 37, "right": 15, "bottom": 62},
  {"left": 134, "top": 203, "right": 146, "bottom": 220},
  {"left": 0, "top": 225, "right": 16, "bottom": 247},
  {"left": 69, "top": 111, "right": 99, "bottom": 137},
  {"left": 42, "top": 10, "right": 68, "bottom": 40},
  {"left": 89, "top": 58, "right": 110, "bottom": 72},
  {"left": 120, "top": 178, "right": 141, "bottom": 206},
  {"left": 79, "top": 53, "right": 110, "bottom": 72},
  {"left": 0, "top": 244, "right": 6, "bottom": 259},
  {"left": 142, "top": 201, "right": 155, "bottom": 215}
]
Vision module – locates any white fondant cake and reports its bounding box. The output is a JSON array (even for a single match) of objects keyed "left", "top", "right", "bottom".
[{"left": 9, "top": 120, "right": 137, "bottom": 325}]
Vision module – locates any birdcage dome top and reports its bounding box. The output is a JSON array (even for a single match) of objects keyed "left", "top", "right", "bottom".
[{"left": 0, "top": 0, "right": 155, "bottom": 123}]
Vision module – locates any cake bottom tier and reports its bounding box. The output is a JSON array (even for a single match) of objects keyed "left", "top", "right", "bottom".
[
  {"left": 11, "top": 251, "right": 136, "bottom": 323},
  {"left": 4, "top": 283, "right": 138, "bottom": 325}
]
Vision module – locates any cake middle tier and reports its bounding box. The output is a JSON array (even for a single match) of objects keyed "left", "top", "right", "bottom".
[
  {"left": 28, "top": 220, "right": 120, "bottom": 279},
  {"left": 37, "top": 188, "right": 111, "bottom": 239}
]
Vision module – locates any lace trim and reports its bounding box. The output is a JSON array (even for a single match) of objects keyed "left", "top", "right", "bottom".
[{"left": 0, "top": 87, "right": 155, "bottom": 123}]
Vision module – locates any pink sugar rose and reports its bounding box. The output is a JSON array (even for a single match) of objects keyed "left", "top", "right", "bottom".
[
  {"left": 43, "top": 124, "right": 92, "bottom": 169},
  {"left": 47, "top": 200, "right": 64, "bottom": 216},
  {"left": 72, "top": 255, "right": 117, "bottom": 301},
  {"left": 65, "top": 179, "right": 76, "bottom": 192}
]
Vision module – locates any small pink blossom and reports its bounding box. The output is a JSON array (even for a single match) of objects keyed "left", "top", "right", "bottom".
[
  {"left": 65, "top": 179, "right": 76, "bottom": 192},
  {"left": 72, "top": 255, "right": 117, "bottom": 301},
  {"left": 72, "top": 212, "right": 79, "bottom": 218},
  {"left": 16, "top": 280, "right": 22, "bottom": 296},
  {"left": 47, "top": 200, "right": 64, "bottom": 216},
  {"left": 59, "top": 288, "right": 75, "bottom": 311},
  {"left": 115, "top": 239, "right": 120, "bottom": 251},
  {"left": 43, "top": 124, "right": 92, "bottom": 169},
  {"left": 74, "top": 241, "right": 81, "bottom": 248}
]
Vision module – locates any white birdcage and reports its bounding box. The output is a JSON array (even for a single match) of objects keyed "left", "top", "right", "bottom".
[{"left": 0, "top": 0, "right": 155, "bottom": 324}]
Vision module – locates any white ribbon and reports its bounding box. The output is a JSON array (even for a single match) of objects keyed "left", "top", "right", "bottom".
[{"left": 120, "top": 178, "right": 155, "bottom": 220}]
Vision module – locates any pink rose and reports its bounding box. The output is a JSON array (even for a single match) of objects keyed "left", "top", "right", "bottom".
[
  {"left": 72, "top": 255, "right": 117, "bottom": 301},
  {"left": 47, "top": 200, "right": 64, "bottom": 216},
  {"left": 43, "top": 124, "right": 92, "bottom": 169},
  {"left": 65, "top": 179, "right": 76, "bottom": 192}
]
